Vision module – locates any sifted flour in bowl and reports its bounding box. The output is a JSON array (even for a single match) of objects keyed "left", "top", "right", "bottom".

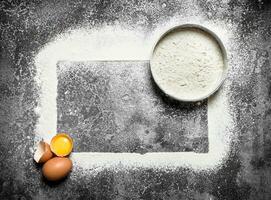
[{"left": 150, "top": 26, "right": 225, "bottom": 101}]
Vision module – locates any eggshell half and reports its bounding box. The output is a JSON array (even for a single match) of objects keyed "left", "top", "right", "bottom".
[
  {"left": 42, "top": 157, "right": 72, "bottom": 181},
  {"left": 34, "top": 141, "right": 53, "bottom": 163},
  {"left": 50, "top": 133, "right": 73, "bottom": 157}
]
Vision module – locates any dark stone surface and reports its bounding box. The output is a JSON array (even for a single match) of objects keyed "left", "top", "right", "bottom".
[
  {"left": 57, "top": 61, "right": 208, "bottom": 153},
  {"left": 0, "top": 0, "right": 271, "bottom": 199}
]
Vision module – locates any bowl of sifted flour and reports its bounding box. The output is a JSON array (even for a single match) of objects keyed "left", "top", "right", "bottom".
[{"left": 150, "top": 24, "right": 228, "bottom": 102}]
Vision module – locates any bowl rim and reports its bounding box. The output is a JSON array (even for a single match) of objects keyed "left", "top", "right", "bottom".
[{"left": 150, "top": 23, "right": 228, "bottom": 102}]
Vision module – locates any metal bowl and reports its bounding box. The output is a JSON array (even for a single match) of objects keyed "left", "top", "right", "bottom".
[{"left": 150, "top": 24, "right": 228, "bottom": 102}]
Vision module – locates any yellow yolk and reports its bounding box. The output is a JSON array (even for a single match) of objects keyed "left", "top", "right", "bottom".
[{"left": 50, "top": 134, "right": 73, "bottom": 156}]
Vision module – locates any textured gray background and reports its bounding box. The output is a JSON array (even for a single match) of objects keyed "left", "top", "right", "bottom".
[
  {"left": 0, "top": 0, "right": 271, "bottom": 199},
  {"left": 57, "top": 61, "right": 208, "bottom": 153}
]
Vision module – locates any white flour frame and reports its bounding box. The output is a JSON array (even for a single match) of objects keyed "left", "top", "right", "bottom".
[{"left": 34, "top": 24, "right": 232, "bottom": 170}]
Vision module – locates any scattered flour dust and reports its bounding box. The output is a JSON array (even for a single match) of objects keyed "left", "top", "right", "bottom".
[
  {"left": 151, "top": 27, "right": 225, "bottom": 101},
  {"left": 34, "top": 17, "right": 236, "bottom": 174}
]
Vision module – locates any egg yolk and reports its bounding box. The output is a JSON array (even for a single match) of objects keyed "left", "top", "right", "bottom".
[{"left": 50, "top": 134, "right": 73, "bottom": 156}]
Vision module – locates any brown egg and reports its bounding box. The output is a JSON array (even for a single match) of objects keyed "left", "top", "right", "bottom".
[
  {"left": 42, "top": 157, "right": 72, "bottom": 181},
  {"left": 34, "top": 141, "right": 53, "bottom": 164}
]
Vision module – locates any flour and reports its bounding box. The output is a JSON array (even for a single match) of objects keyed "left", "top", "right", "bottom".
[
  {"left": 34, "top": 26, "right": 149, "bottom": 143},
  {"left": 34, "top": 15, "right": 237, "bottom": 173},
  {"left": 151, "top": 27, "right": 225, "bottom": 101}
]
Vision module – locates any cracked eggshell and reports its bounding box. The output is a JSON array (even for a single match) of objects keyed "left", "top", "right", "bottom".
[{"left": 34, "top": 141, "right": 54, "bottom": 163}]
